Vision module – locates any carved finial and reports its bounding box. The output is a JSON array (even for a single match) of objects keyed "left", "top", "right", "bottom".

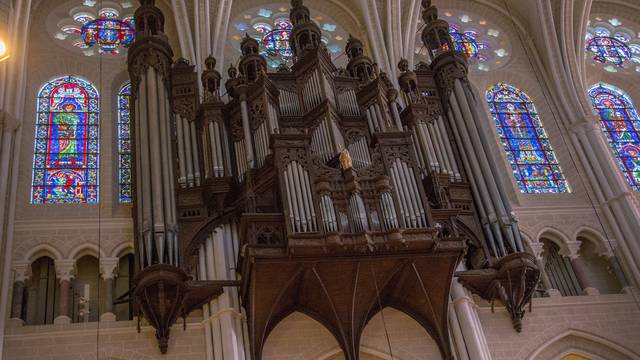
[
  {"left": 228, "top": 64, "right": 237, "bottom": 78},
  {"left": 398, "top": 58, "right": 409, "bottom": 73},
  {"left": 339, "top": 148, "right": 353, "bottom": 170},
  {"left": 205, "top": 55, "right": 217, "bottom": 70}
]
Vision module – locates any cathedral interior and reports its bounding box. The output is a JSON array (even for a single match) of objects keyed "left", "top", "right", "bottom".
[{"left": 0, "top": 0, "right": 640, "bottom": 359}]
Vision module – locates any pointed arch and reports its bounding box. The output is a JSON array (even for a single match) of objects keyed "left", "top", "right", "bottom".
[
  {"left": 486, "top": 83, "right": 569, "bottom": 193},
  {"left": 117, "top": 81, "right": 132, "bottom": 203},
  {"left": 31, "top": 75, "right": 100, "bottom": 204},
  {"left": 526, "top": 329, "right": 639, "bottom": 360},
  {"left": 587, "top": 83, "right": 640, "bottom": 191}
]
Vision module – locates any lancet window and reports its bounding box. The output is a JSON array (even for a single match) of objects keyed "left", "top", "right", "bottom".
[
  {"left": 588, "top": 83, "right": 640, "bottom": 191},
  {"left": 117, "top": 81, "right": 132, "bottom": 203},
  {"left": 486, "top": 83, "right": 569, "bottom": 193},
  {"left": 31, "top": 76, "right": 100, "bottom": 204}
]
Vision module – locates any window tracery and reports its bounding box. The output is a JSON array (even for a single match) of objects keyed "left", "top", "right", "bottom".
[
  {"left": 230, "top": 5, "right": 347, "bottom": 68},
  {"left": 585, "top": 19, "right": 640, "bottom": 72},
  {"left": 486, "top": 83, "right": 569, "bottom": 193},
  {"left": 415, "top": 12, "right": 510, "bottom": 72},
  {"left": 31, "top": 76, "right": 100, "bottom": 204},
  {"left": 588, "top": 83, "right": 640, "bottom": 191},
  {"left": 54, "top": 4, "right": 135, "bottom": 56}
]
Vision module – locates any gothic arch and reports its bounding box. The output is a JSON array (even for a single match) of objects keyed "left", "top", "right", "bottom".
[
  {"left": 67, "top": 242, "right": 107, "bottom": 261},
  {"left": 574, "top": 226, "right": 609, "bottom": 255},
  {"left": 23, "top": 243, "right": 64, "bottom": 263},
  {"left": 110, "top": 242, "right": 134, "bottom": 258},
  {"left": 262, "top": 311, "right": 343, "bottom": 360},
  {"left": 525, "top": 329, "right": 639, "bottom": 360},
  {"left": 361, "top": 307, "right": 442, "bottom": 360},
  {"left": 537, "top": 227, "right": 572, "bottom": 255}
]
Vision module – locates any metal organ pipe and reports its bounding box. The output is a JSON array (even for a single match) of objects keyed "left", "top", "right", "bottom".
[
  {"left": 449, "top": 88, "right": 506, "bottom": 256},
  {"left": 348, "top": 138, "right": 371, "bottom": 169},
  {"left": 284, "top": 162, "right": 317, "bottom": 233},
  {"left": 134, "top": 63, "right": 179, "bottom": 267},
  {"left": 390, "top": 159, "right": 426, "bottom": 228},
  {"left": 446, "top": 107, "right": 497, "bottom": 258},
  {"left": 320, "top": 194, "right": 338, "bottom": 232},
  {"left": 436, "top": 115, "right": 461, "bottom": 180},
  {"left": 239, "top": 97, "right": 255, "bottom": 169},
  {"left": 182, "top": 114, "right": 195, "bottom": 187},
  {"left": 175, "top": 114, "right": 188, "bottom": 187},
  {"left": 418, "top": 123, "right": 439, "bottom": 172},
  {"left": 146, "top": 67, "right": 167, "bottom": 263},
  {"left": 349, "top": 192, "right": 369, "bottom": 232},
  {"left": 190, "top": 120, "right": 201, "bottom": 186},
  {"left": 453, "top": 80, "right": 518, "bottom": 253},
  {"left": 380, "top": 192, "right": 399, "bottom": 230}
]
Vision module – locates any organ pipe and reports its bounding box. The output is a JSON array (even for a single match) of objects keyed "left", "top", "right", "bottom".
[{"left": 284, "top": 161, "right": 317, "bottom": 233}]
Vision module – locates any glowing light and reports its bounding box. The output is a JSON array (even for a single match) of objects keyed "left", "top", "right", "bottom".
[
  {"left": 488, "top": 28, "right": 500, "bottom": 37},
  {"left": 495, "top": 48, "right": 508, "bottom": 57},
  {"left": 459, "top": 14, "right": 472, "bottom": 23},
  {"left": 608, "top": 18, "right": 622, "bottom": 26},
  {"left": 257, "top": 8, "right": 272, "bottom": 18},
  {"left": 0, "top": 39, "right": 8, "bottom": 62}
]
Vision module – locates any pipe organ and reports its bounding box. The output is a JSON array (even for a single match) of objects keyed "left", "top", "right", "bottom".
[{"left": 126, "top": 0, "right": 537, "bottom": 357}]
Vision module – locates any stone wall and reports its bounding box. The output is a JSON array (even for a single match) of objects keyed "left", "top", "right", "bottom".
[
  {"left": 478, "top": 292, "right": 640, "bottom": 360},
  {"left": 3, "top": 318, "right": 206, "bottom": 360}
]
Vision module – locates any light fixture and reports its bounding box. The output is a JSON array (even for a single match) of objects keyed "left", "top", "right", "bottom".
[{"left": 0, "top": 38, "right": 9, "bottom": 62}]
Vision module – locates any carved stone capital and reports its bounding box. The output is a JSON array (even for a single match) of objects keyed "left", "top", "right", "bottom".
[
  {"left": 565, "top": 241, "right": 583, "bottom": 259},
  {"left": 100, "top": 257, "right": 120, "bottom": 280},
  {"left": 12, "top": 262, "right": 31, "bottom": 283},
  {"left": 529, "top": 241, "right": 545, "bottom": 261},
  {"left": 55, "top": 260, "right": 76, "bottom": 282}
]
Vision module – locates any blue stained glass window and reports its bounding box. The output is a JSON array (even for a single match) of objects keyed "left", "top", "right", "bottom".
[
  {"left": 486, "top": 83, "right": 569, "bottom": 194},
  {"left": 588, "top": 83, "right": 640, "bottom": 190},
  {"left": 118, "top": 82, "right": 132, "bottom": 203},
  {"left": 449, "top": 25, "right": 480, "bottom": 59},
  {"left": 32, "top": 76, "right": 100, "bottom": 204},
  {"left": 586, "top": 36, "right": 631, "bottom": 66},
  {"left": 262, "top": 18, "right": 293, "bottom": 60}
]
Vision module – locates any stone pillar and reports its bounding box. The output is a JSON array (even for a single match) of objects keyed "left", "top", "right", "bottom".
[
  {"left": 566, "top": 241, "right": 599, "bottom": 295},
  {"left": 450, "top": 278, "right": 492, "bottom": 360},
  {"left": 8, "top": 262, "right": 30, "bottom": 326},
  {"left": 54, "top": 260, "right": 75, "bottom": 324},
  {"left": 100, "top": 257, "right": 119, "bottom": 322}
]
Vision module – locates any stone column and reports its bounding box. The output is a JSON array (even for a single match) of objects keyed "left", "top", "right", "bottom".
[
  {"left": 54, "top": 260, "right": 75, "bottom": 324},
  {"left": 100, "top": 257, "right": 119, "bottom": 322},
  {"left": 450, "top": 278, "right": 492, "bottom": 360},
  {"left": 8, "top": 262, "right": 30, "bottom": 326},
  {"left": 566, "top": 241, "right": 599, "bottom": 295}
]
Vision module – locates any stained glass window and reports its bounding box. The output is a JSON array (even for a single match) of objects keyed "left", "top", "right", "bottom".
[
  {"left": 586, "top": 36, "right": 631, "bottom": 66},
  {"left": 32, "top": 76, "right": 100, "bottom": 204},
  {"left": 262, "top": 18, "right": 294, "bottom": 60},
  {"left": 450, "top": 25, "right": 481, "bottom": 59},
  {"left": 117, "top": 82, "right": 132, "bottom": 203},
  {"left": 588, "top": 83, "right": 640, "bottom": 190},
  {"left": 486, "top": 83, "right": 569, "bottom": 193},
  {"left": 77, "top": 8, "right": 135, "bottom": 55}
]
